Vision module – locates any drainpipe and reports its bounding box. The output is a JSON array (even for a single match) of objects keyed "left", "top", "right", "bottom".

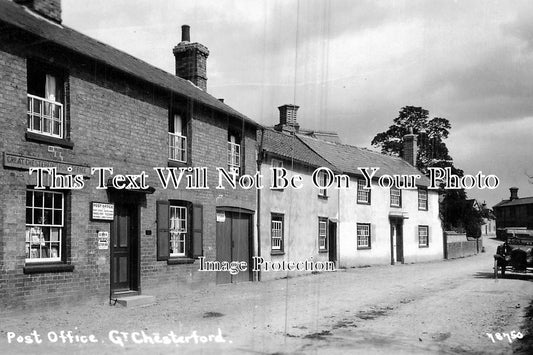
[{"left": 256, "top": 128, "right": 265, "bottom": 282}]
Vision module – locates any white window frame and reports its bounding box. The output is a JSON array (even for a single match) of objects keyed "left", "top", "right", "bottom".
[
  {"left": 27, "top": 94, "right": 64, "bottom": 139},
  {"left": 169, "top": 206, "right": 187, "bottom": 257},
  {"left": 357, "top": 178, "right": 371, "bottom": 204},
  {"left": 169, "top": 114, "right": 187, "bottom": 162},
  {"left": 390, "top": 187, "right": 401, "bottom": 207},
  {"left": 418, "top": 225, "right": 429, "bottom": 247},
  {"left": 418, "top": 188, "right": 428, "bottom": 210},
  {"left": 271, "top": 214, "right": 284, "bottom": 251},
  {"left": 25, "top": 189, "right": 64, "bottom": 263},
  {"left": 318, "top": 218, "right": 328, "bottom": 251},
  {"left": 357, "top": 223, "right": 371, "bottom": 249},
  {"left": 318, "top": 170, "right": 328, "bottom": 197},
  {"left": 228, "top": 141, "right": 241, "bottom": 174}
]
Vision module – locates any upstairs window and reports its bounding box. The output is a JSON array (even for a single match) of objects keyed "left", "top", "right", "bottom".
[
  {"left": 390, "top": 187, "right": 401, "bottom": 207},
  {"left": 418, "top": 188, "right": 428, "bottom": 210},
  {"left": 357, "top": 178, "right": 371, "bottom": 204},
  {"left": 27, "top": 61, "right": 65, "bottom": 139},
  {"left": 169, "top": 113, "right": 187, "bottom": 162},
  {"left": 228, "top": 132, "right": 241, "bottom": 175},
  {"left": 317, "top": 170, "right": 328, "bottom": 198}
]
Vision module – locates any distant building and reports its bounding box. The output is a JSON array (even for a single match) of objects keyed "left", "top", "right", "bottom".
[{"left": 493, "top": 187, "right": 533, "bottom": 237}]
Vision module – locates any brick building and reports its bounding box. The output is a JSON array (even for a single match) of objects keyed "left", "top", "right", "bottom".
[
  {"left": 493, "top": 187, "right": 533, "bottom": 237},
  {"left": 0, "top": 0, "right": 258, "bottom": 310}
]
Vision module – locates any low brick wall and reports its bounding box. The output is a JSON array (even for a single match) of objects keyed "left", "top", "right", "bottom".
[{"left": 445, "top": 232, "right": 482, "bottom": 259}]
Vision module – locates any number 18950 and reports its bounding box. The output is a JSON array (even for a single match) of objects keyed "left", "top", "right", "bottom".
[{"left": 486, "top": 331, "right": 523, "bottom": 343}]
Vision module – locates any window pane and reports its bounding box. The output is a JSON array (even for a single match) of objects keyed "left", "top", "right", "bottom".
[
  {"left": 44, "top": 193, "right": 53, "bottom": 208},
  {"left": 54, "top": 193, "right": 62, "bottom": 209},
  {"left": 34, "top": 192, "right": 43, "bottom": 207}
]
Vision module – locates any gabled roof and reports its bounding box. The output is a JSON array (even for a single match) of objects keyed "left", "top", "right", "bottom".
[
  {"left": 298, "top": 134, "right": 431, "bottom": 187},
  {"left": 258, "top": 129, "right": 336, "bottom": 170},
  {"left": 0, "top": 0, "right": 257, "bottom": 127},
  {"left": 493, "top": 197, "right": 533, "bottom": 209}
]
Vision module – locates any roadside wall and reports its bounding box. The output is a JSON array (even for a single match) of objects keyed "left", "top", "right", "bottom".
[{"left": 445, "top": 232, "right": 482, "bottom": 259}]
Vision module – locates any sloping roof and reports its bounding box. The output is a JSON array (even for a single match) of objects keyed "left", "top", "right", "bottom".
[
  {"left": 258, "top": 129, "right": 336, "bottom": 170},
  {"left": 298, "top": 134, "right": 431, "bottom": 187},
  {"left": 0, "top": 0, "right": 257, "bottom": 127},
  {"left": 493, "top": 197, "right": 533, "bottom": 209}
]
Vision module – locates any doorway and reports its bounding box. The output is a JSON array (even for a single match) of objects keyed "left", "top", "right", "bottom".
[
  {"left": 328, "top": 220, "right": 337, "bottom": 263},
  {"left": 216, "top": 209, "right": 253, "bottom": 284},
  {"left": 111, "top": 203, "right": 140, "bottom": 295},
  {"left": 390, "top": 218, "right": 404, "bottom": 264}
]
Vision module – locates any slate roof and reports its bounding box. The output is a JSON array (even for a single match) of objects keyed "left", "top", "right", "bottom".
[
  {"left": 0, "top": 0, "right": 257, "bottom": 127},
  {"left": 297, "top": 135, "right": 431, "bottom": 187},
  {"left": 493, "top": 197, "right": 533, "bottom": 209},
  {"left": 258, "top": 129, "right": 336, "bottom": 170}
]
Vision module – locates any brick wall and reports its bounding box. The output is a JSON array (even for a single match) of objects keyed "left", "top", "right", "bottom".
[{"left": 0, "top": 31, "right": 256, "bottom": 309}]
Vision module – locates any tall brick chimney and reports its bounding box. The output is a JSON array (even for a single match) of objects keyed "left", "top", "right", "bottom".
[
  {"left": 173, "top": 25, "right": 209, "bottom": 91},
  {"left": 402, "top": 129, "right": 417, "bottom": 166},
  {"left": 274, "top": 104, "right": 300, "bottom": 133},
  {"left": 510, "top": 187, "right": 519, "bottom": 200},
  {"left": 15, "top": 0, "right": 62, "bottom": 23}
]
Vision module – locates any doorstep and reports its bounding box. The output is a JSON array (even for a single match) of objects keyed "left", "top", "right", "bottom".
[{"left": 112, "top": 294, "right": 156, "bottom": 308}]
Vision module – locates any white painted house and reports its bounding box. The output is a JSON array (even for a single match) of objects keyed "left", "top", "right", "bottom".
[{"left": 299, "top": 134, "right": 444, "bottom": 267}]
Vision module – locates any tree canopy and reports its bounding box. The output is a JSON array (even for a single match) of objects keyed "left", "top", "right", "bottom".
[{"left": 371, "top": 106, "right": 482, "bottom": 232}]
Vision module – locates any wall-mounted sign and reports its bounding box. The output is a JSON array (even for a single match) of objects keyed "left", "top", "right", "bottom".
[
  {"left": 98, "top": 231, "right": 109, "bottom": 250},
  {"left": 3, "top": 152, "right": 91, "bottom": 176},
  {"left": 216, "top": 212, "right": 226, "bottom": 223},
  {"left": 91, "top": 202, "right": 114, "bottom": 221}
]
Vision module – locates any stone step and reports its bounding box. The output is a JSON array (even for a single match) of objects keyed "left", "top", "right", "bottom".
[{"left": 115, "top": 295, "right": 155, "bottom": 308}]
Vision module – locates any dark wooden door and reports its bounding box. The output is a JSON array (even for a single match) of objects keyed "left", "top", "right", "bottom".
[
  {"left": 395, "top": 221, "right": 404, "bottom": 264},
  {"left": 328, "top": 221, "right": 337, "bottom": 263},
  {"left": 232, "top": 214, "right": 251, "bottom": 283},
  {"left": 216, "top": 210, "right": 252, "bottom": 284},
  {"left": 111, "top": 204, "right": 139, "bottom": 293},
  {"left": 216, "top": 213, "right": 233, "bottom": 285}
]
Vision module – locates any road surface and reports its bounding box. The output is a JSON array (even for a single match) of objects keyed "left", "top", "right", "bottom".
[{"left": 1, "top": 237, "right": 532, "bottom": 354}]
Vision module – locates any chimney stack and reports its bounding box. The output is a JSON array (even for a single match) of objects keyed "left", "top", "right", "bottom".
[
  {"left": 274, "top": 104, "right": 300, "bottom": 133},
  {"left": 15, "top": 0, "right": 62, "bottom": 23},
  {"left": 402, "top": 129, "right": 417, "bottom": 166},
  {"left": 173, "top": 25, "right": 209, "bottom": 91},
  {"left": 510, "top": 187, "right": 519, "bottom": 200}
]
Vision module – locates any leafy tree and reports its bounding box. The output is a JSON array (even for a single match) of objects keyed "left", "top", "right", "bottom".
[{"left": 371, "top": 106, "right": 480, "bottom": 231}]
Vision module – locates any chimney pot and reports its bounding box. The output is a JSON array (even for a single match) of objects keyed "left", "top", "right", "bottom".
[
  {"left": 181, "top": 25, "right": 190, "bottom": 43},
  {"left": 510, "top": 187, "right": 519, "bottom": 200}
]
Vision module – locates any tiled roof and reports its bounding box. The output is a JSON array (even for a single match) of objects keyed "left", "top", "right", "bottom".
[
  {"left": 258, "top": 129, "right": 336, "bottom": 170},
  {"left": 493, "top": 197, "right": 533, "bottom": 208},
  {"left": 0, "top": 0, "right": 257, "bottom": 127},
  {"left": 297, "top": 135, "right": 431, "bottom": 187}
]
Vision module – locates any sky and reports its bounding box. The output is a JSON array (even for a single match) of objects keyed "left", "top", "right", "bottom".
[{"left": 62, "top": 0, "right": 533, "bottom": 207}]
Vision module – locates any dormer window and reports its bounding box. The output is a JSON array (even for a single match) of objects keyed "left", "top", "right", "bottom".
[{"left": 169, "top": 113, "right": 187, "bottom": 162}]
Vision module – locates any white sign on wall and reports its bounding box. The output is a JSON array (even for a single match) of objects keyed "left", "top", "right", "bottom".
[
  {"left": 98, "top": 231, "right": 109, "bottom": 250},
  {"left": 91, "top": 202, "right": 114, "bottom": 221}
]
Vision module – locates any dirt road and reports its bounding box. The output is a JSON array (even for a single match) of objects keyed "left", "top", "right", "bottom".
[{"left": 1, "top": 238, "right": 532, "bottom": 354}]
